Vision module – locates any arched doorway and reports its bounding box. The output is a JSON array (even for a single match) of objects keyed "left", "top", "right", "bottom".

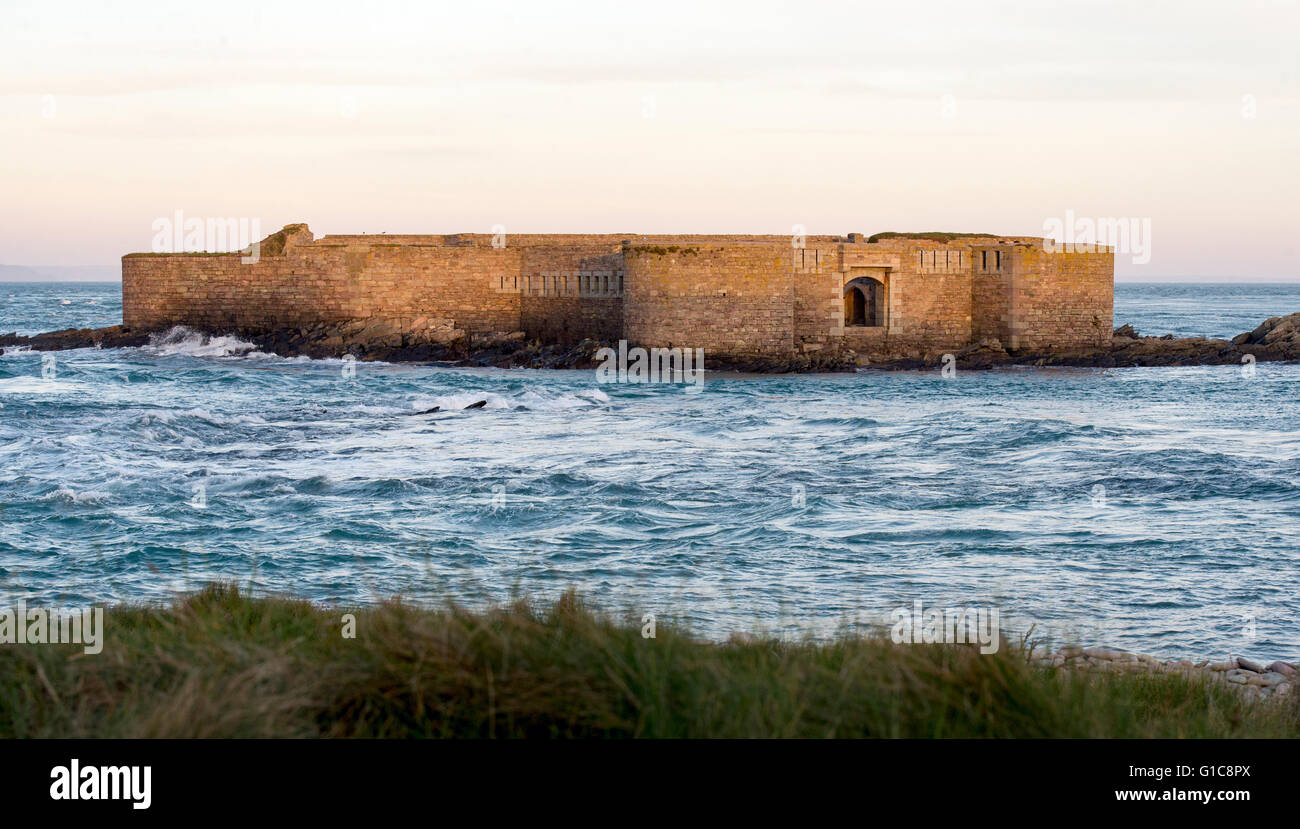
[{"left": 843, "top": 276, "right": 884, "bottom": 327}]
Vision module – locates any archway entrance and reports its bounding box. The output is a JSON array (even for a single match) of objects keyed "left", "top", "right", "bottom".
[{"left": 843, "top": 276, "right": 884, "bottom": 327}]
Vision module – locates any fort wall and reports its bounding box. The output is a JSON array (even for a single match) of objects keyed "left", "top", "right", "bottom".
[
  {"left": 792, "top": 244, "right": 844, "bottom": 354},
  {"left": 623, "top": 244, "right": 794, "bottom": 359},
  {"left": 517, "top": 245, "right": 624, "bottom": 344},
  {"left": 1006, "top": 246, "right": 1114, "bottom": 350},
  {"left": 121, "top": 224, "right": 1114, "bottom": 361}
]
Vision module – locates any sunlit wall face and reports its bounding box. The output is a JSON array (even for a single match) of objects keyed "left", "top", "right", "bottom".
[{"left": 1, "top": 0, "right": 1296, "bottom": 280}]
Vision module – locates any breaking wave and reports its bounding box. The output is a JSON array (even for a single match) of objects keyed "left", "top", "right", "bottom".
[{"left": 142, "top": 326, "right": 269, "bottom": 359}]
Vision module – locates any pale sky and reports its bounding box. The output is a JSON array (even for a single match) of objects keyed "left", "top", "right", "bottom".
[{"left": 1, "top": 0, "right": 1297, "bottom": 280}]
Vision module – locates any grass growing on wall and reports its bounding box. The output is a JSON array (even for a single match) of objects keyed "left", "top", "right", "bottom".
[{"left": 1, "top": 584, "right": 1295, "bottom": 739}]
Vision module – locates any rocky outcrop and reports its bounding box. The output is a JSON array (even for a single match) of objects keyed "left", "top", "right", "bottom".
[
  {"left": 4, "top": 312, "right": 1300, "bottom": 373},
  {"left": 861, "top": 312, "right": 1300, "bottom": 370},
  {"left": 1047, "top": 312, "right": 1300, "bottom": 368},
  {"left": 1233, "top": 313, "right": 1300, "bottom": 351},
  {"left": 0, "top": 325, "right": 150, "bottom": 351}
]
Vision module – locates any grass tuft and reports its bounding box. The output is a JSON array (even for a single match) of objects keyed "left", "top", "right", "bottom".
[{"left": 1, "top": 584, "right": 1295, "bottom": 738}]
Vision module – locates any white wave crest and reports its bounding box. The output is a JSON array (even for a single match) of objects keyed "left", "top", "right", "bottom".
[
  {"left": 136, "top": 407, "right": 269, "bottom": 428},
  {"left": 39, "top": 486, "right": 111, "bottom": 504},
  {"left": 143, "top": 326, "right": 269, "bottom": 359},
  {"left": 0, "top": 376, "right": 84, "bottom": 394}
]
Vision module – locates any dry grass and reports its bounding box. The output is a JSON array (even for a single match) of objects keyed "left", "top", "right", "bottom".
[{"left": 1, "top": 584, "right": 1296, "bottom": 738}]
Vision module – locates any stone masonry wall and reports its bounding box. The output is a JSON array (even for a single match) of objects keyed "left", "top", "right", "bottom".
[
  {"left": 623, "top": 243, "right": 794, "bottom": 359},
  {"left": 1005, "top": 246, "right": 1114, "bottom": 350},
  {"left": 518, "top": 246, "right": 624, "bottom": 344},
  {"left": 883, "top": 244, "right": 973, "bottom": 355},
  {"left": 793, "top": 244, "right": 845, "bottom": 354},
  {"left": 970, "top": 258, "right": 1013, "bottom": 345},
  {"left": 121, "top": 225, "right": 1113, "bottom": 359},
  {"left": 795, "top": 238, "right": 984, "bottom": 359},
  {"left": 122, "top": 240, "right": 523, "bottom": 334}
]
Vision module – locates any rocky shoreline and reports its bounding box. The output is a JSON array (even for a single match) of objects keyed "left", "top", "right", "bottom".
[
  {"left": 871, "top": 311, "right": 1300, "bottom": 370},
  {"left": 2, "top": 311, "right": 1299, "bottom": 373},
  {"left": 1033, "top": 647, "right": 1298, "bottom": 702}
]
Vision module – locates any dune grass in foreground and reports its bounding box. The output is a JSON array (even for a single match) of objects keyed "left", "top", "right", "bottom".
[{"left": 1, "top": 584, "right": 1296, "bottom": 738}]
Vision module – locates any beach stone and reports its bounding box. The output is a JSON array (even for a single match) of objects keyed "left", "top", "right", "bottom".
[
  {"left": 1225, "top": 671, "right": 1250, "bottom": 685},
  {"left": 1084, "top": 647, "right": 1121, "bottom": 660},
  {"left": 1266, "top": 661, "right": 1296, "bottom": 677},
  {"left": 1208, "top": 661, "right": 1235, "bottom": 672},
  {"left": 1235, "top": 657, "right": 1266, "bottom": 673},
  {"left": 1058, "top": 645, "right": 1083, "bottom": 658},
  {"left": 1258, "top": 672, "right": 1288, "bottom": 687}
]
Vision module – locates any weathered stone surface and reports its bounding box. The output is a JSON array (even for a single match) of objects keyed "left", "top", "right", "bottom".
[
  {"left": 1040, "top": 647, "right": 1297, "bottom": 704},
  {"left": 1083, "top": 647, "right": 1122, "bottom": 660},
  {"left": 0, "top": 325, "right": 149, "bottom": 353},
  {"left": 1236, "top": 657, "right": 1267, "bottom": 673},
  {"left": 1226, "top": 670, "right": 1250, "bottom": 685}
]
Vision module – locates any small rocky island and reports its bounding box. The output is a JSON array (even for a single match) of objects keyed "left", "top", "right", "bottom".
[{"left": 3, "top": 312, "right": 1300, "bottom": 373}]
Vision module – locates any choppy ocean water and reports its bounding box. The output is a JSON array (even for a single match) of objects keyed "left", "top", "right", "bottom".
[{"left": 1, "top": 281, "right": 1298, "bottom": 659}]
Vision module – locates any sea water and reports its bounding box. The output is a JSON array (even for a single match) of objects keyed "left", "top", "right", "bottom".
[{"left": 1, "top": 281, "right": 1297, "bottom": 658}]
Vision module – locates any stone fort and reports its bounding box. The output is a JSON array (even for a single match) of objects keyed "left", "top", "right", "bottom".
[{"left": 122, "top": 223, "right": 1114, "bottom": 361}]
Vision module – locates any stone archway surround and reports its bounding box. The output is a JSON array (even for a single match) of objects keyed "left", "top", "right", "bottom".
[{"left": 842, "top": 268, "right": 889, "bottom": 329}]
